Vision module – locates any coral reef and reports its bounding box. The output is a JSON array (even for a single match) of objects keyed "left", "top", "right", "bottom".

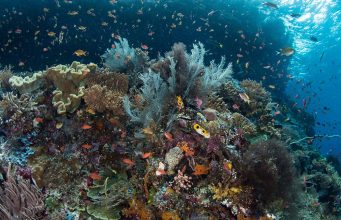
[
  {"left": 0, "top": 66, "right": 13, "bottom": 91},
  {"left": 0, "top": 41, "right": 339, "bottom": 219},
  {"left": 84, "top": 85, "right": 125, "bottom": 114},
  {"left": 101, "top": 38, "right": 148, "bottom": 77},
  {"left": 0, "top": 166, "right": 45, "bottom": 220},
  {"left": 9, "top": 71, "right": 45, "bottom": 94},
  {"left": 239, "top": 139, "right": 295, "bottom": 211},
  {"left": 165, "top": 147, "right": 184, "bottom": 175},
  {"left": 46, "top": 61, "right": 97, "bottom": 114}
]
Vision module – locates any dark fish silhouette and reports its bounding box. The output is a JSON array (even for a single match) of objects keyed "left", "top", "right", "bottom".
[
  {"left": 263, "top": 2, "right": 279, "bottom": 9},
  {"left": 310, "top": 36, "right": 318, "bottom": 42},
  {"left": 290, "top": 13, "right": 301, "bottom": 18}
]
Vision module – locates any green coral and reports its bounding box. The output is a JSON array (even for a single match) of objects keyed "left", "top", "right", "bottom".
[
  {"left": 46, "top": 61, "right": 97, "bottom": 114},
  {"left": 9, "top": 71, "right": 45, "bottom": 94},
  {"left": 86, "top": 173, "right": 134, "bottom": 220}
]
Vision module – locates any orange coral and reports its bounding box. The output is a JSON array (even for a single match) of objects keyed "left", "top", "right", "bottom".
[
  {"left": 192, "top": 164, "right": 209, "bottom": 175},
  {"left": 161, "top": 211, "right": 181, "bottom": 220},
  {"left": 122, "top": 198, "right": 153, "bottom": 220},
  {"left": 177, "top": 141, "right": 195, "bottom": 157}
]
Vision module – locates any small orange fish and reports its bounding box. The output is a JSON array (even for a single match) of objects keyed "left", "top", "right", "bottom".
[
  {"left": 81, "top": 124, "right": 92, "bottom": 130},
  {"left": 122, "top": 158, "right": 135, "bottom": 165},
  {"left": 73, "top": 49, "right": 88, "bottom": 57},
  {"left": 82, "top": 144, "right": 92, "bottom": 149},
  {"left": 89, "top": 172, "right": 101, "bottom": 180},
  {"left": 142, "top": 152, "right": 152, "bottom": 159},
  {"left": 193, "top": 164, "right": 209, "bottom": 175},
  {"left": 164, "top": 131, "right": 173, "bottom": 141},
  {"left": 34, "top": 117, "right": 44, "bottom": 123}
]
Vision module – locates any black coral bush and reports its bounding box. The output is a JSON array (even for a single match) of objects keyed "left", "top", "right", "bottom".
[{"left": 239, "top": 139, "right": 296, "bottom": 210}]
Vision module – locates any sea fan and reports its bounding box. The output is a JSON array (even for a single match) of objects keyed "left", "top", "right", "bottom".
[
  {"left": 101, "top": 38, "right": 137, "bottom": 72},
  {"left": 123, "top": 70, "right": 168, "bottom": 127},
  {"left": 183, "top": 42, "right": 206, "bottom": 96},
  {"left": 202, "top": 57, "right": 233, "bottom": 92}
]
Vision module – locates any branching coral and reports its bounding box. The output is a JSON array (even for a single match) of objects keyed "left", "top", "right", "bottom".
[
  {"left": 170, "top": 170, "right": 193, "bottom": 192},
  {"left": 0, "top": 92, "right": 37, "bottom": 137},
  {"left": 0, "top": 166, "right": 45, "bottom": 220},
  {"left": 0, "top": 92, "right": 37, "bottom": 116},
  {"left": 124, "top": 42, "right": 233, "bottom": 127}
]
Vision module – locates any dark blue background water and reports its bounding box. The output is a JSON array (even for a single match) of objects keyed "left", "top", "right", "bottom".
[{"left": 0, "top": 0, "right": 340, "bottom": 159}]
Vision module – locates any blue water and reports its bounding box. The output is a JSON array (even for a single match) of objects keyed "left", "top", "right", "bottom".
[
  {"left": 277, "top": 0, "right": 341, "bottom": 158},
  {"left": 1, "top": 0, "right": 339, "bottom": 159}
]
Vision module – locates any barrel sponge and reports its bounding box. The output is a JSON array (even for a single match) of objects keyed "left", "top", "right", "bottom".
[
  {"left": 46, "top": 61, "right": 96, "bottom": 114},
  {"left": 52, "top": 86, "right": 85, "bottom": 114},
  {"left": 9, "top": 71, "right": 45, "bottom": 94}
]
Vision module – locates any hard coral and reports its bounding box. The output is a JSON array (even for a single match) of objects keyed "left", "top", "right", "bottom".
[
  {"left": 239, "top": 79, "right": 271, "bottom": 118},
  {"left": 85, "top": 71, "right": 129, "bottom": 93},
  {"left": 84, "top": 84, "right": 125, "bottom": 114}
]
